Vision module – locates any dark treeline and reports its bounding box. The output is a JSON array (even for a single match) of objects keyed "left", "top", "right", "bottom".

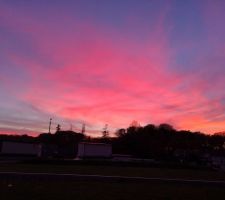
[
  {"left": 0, "top": 123, "right": 225, "bottom": 162},
  {"left": 112, "top": 124, "right": 225, "bottom": 163}
]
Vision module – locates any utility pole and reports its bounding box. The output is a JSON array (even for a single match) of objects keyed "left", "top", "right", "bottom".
[
  {"left": 81, "top": 123, "right": 85, "bottom": 135},
  {"left": 48, "top": 118, "right": 52, "bottom": 134}
]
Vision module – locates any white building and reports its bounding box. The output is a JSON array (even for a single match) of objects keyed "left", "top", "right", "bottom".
[
  {"left": 0, "top": 141, "right": 41, "bottom": 157},
  {"left": 211, "top": 156, "right": 225, "bottom": 170},
  {"left": 77, "top": 142, "right": 112, "bottom": 158}
]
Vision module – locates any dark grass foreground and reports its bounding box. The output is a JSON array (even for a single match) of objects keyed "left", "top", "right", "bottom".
[
  {"left": 1, "top": 180, "right": 225, "bottom": 200},
  {"left": 1, "top": 163, "right": 225, "bottom": 181},
  {"left": 1, "top": 163, "right": 225, "bottom": 199}
]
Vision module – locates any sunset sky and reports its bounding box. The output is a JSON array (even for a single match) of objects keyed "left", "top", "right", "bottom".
[{"left": 1, "top": 0, "right": 225, "bottom": 136}]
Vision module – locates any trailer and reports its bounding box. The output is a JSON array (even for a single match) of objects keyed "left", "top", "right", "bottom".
[
  {"left": 77, "top": 142, "right": 112, "bottom": 159},
  {"left": 0, "top": 141, "right": 41, "bottom": 157}
]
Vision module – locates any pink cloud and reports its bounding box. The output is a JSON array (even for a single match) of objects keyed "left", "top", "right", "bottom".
[
  {"left": 1, "top": 1, "right": 225, "bottom": 135},
  {"left": 0, "top": 127, "right": 39, "bottom": 137}
]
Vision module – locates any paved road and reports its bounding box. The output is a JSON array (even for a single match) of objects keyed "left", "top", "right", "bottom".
[{"left": 0, "top": 172, "right": 225, "bottom": 187}]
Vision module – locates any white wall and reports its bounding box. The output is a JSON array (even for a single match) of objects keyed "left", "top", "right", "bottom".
[
  {"left": 77, "top": 143, "right": 112, "bottom": 158},
  {"left": 1, "top": 141, "right": 41, "bottom": 156}
]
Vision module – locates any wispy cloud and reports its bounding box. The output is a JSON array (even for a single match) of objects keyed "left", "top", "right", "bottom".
[{"left": 1, "top": 1, "right": 225, "bottom": 135}]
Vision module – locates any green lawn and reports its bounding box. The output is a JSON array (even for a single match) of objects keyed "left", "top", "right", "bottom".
[
  {"left": 0, "top": 180, "right": 225, "bottom": 200},
  {"left": 0, "top": 163, "right": 225, "bottom": 181},
  {"left": 1, "top": 163, "right": 225, "bottom": 199}
]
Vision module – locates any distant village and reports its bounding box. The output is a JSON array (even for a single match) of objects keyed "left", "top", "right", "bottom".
[{"left": 0, "top": 120, "right": 225, "bottom": 171}]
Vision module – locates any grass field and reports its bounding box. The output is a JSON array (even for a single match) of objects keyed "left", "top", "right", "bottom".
[
  {"left": 0, "top": 163, "right": 225, "bottom": 200},
  {"left": 1, "top": 180, "right": 225, "bottom": 200},
  {"left": 0, "top": 163, "right": 225, "bottom": 181}
]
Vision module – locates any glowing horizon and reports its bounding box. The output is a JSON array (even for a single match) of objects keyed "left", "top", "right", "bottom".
[{"left": 1, "top": 0, "right": 225, "bottom": 136}]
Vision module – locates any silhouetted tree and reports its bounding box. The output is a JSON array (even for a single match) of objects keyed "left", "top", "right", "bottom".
[
  {"left": 115, "top": 128, "right": 126, "bottom": 137},
  {"left": 102, "top": 124, "right": 109, "bottom": 138},
  {"left": 56, "top": 124, "right": 61, "bottom": 133}
]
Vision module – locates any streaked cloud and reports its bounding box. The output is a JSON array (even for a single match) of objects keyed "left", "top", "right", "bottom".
[{"left": 1, "top": 0, "right": 225, "bottom": 135}]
